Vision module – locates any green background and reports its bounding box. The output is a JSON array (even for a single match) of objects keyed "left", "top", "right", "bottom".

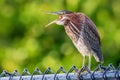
[{"left": 0, "top": 0, "right": 120, "bottom": 73}]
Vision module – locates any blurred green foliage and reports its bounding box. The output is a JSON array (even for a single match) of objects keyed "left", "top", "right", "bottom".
[{"left": 0, "top": 0, "right": 120, "bottom": 72}]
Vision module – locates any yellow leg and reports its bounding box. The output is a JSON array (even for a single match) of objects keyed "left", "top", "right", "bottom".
[
  {"left": 88, "top": 54, "right": 91, "bottom": 70},
  {"left": 82, "top": 56, "right": 86, "bottom": 67}
]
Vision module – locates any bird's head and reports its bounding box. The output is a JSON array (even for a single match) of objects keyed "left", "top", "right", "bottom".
[{"left": 46, "top": 10, "right": 73, "bottom": 27}]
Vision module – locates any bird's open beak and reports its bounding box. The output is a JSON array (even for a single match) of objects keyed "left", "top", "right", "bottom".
[
  {"left": 45, "top": 19, "right": 58, "bottom": 27},
  {"left": 45, "top": 11, "right": 60, "bottom": 27},
  {"left": 46, "top": 11, "right": 62, "bottom": 15}
]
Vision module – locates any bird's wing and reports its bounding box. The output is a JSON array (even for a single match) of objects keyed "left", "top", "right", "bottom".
[{"left": 83, "top": 16, "right": 103, "bottom": 62}]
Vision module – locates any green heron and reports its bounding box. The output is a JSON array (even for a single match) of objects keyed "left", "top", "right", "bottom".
[{"left": 46, "top": 10, "right": 104, "bottom": 69}]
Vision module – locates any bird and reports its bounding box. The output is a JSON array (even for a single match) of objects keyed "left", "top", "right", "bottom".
[{"left": 46, "top": 10, "right": 104, "bottom": 69}]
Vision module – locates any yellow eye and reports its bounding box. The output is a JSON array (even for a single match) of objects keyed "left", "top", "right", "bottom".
[{"left": 59, "top": 16, "right": 63, "bottom": 19}]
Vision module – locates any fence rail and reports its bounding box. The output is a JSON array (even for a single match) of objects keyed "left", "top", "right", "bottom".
[{"left": 0, "top": 64, "right": 120, "bottom": 80}]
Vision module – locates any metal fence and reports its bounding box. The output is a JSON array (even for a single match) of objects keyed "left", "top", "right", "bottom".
[{"left": 0, "top": 63, "right": 120, "bottom": 80}]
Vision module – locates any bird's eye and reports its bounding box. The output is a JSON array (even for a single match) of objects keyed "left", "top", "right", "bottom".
[{"left": 59, "top": 16, "right": 63, "bottom": 19}]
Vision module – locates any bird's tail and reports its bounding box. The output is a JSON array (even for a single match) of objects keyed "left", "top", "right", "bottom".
[{"left": 92, "top": 50, "right": 104, "bottom": 63}]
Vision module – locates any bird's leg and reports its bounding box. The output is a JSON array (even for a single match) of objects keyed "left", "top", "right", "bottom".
[
  {"left": 82, "top": 56, "right": 86, "bottom": 67},
  {"left": 88, "top": 54, "right": 91, "bottom": 70}
]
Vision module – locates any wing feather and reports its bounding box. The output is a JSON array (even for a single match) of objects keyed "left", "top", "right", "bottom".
[
  {"left": 83, "top": 16, "right": 103, "bottom": 62},
  {"left": 64, "top": 13, "right": 103, "bottom": 62}
]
